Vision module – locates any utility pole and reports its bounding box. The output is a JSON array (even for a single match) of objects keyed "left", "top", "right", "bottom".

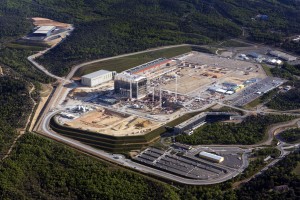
[
  {"left": 130, "top": 80, "right": 132, "bottom": 100},
  {"left": 175, "top": 74, "right": 178, "bottom": 102},
  {"left": 159, "top": 87, "right": 162, "bottom": 108},
  {"left": 137, "top": 81, "right": 139, "bottom": 99},
  {"left": 152, "top": 87, "right": 155, "bottom": 104}
]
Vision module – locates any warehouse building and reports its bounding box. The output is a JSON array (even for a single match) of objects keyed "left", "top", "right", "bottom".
[
  {"left": 126, "top": 58, "right": 170, "bottom": 75},
  {"left": 33, "top": 26, "right": 56, "bottom": 37},
  {"left": 269, "top": 50, "right": 297, "bottom": 61},
  {"left": 81, "top": 70, "right": 116, "bottom": 87},
  {"left": 199, "top": 151, "right": 224, "bottom": 163},
  {"left": 174, "top": 113, "right": 207, "bottom": 134},
  {"left": 248, "top": 52, "right": 262, "bottom": 59},
  {"left": 114, "top": 73, "right": 147, "bottom": 99}
]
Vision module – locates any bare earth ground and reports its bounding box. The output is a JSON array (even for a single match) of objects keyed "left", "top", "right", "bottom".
[
  {"left": 29, "top": 84, "right": 53, "bottom": 131},
  {"left": 65, "top": 109, "right": 160, "bottom": 136},
  {"left": 32, "top": 17, "right": 71, "bottom": 28},
  {"left": 162, "top": 52, "right": 266, "bottom": 95}
]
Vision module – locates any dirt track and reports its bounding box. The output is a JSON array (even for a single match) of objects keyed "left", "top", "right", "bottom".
[{"left": 32, "top": 17, "right": 71, "bottom": 28}]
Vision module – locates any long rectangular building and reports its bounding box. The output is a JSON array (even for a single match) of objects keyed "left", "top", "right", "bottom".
[
  {"left": 126, "top": 58, "right": 170, "bottom": 75},
  {"left": 269, "top": 50, "right": 297, "bottom": 61},
  {"left": 81, "top": 70, "right": 116, "bottom": 87},
  {"left": 199, "top": 151, "right": 224, "bottom": 163},
  {"left": 174, "top": 113, "right": 207, "bottom": 134}
]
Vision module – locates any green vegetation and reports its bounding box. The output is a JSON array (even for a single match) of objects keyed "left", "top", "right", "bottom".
[
  {"left": 176, "top": 115, "right": 296, "bottom": 145},
  {"left": 243, "top": 98, "right": 262, "bottom": 109},
  {"left": 0, "top": 15, "right": 31, "bottom": 47},
  {"left": 0, "top": 133, "right": 179, "bottom": 200},
  {"left": 237, "top": 152, "right": 300, "bottom": 199},
  {"left": 292, "top": 162, "right": 300, "bottom": 177},
  {"left": 0, "top": 77, "right": 33, "bottom": 128},
  {"left": 0, "top": 71, "right": 35, "bottom": 156},
  {"left": 270, "top": 63, "right": 300, "bottom": 80},
  {"left": 1, "top": 0, "right": 299, "bottom": 76},
  {"left": 282, "top": 39, "right": 300, "bottom": 55},
  {"left": 49, "top": 117, "right": 160, "bottom": 152},
  {"left": 279, "top": 128, "right": 300, "bottom": 143},
  {"left": 0, "top": 48, "right": 54, "bottom": 83},
  {"left": 267, "top": 82, "right": 300, "bottom": 110},
  {"left": 217, "top": 40, "right": 250, "bottom": 48},
  {"left": 262, "top": 64, "right": 273, "bottom": 77},
  {"left": 253, "top": 147, "right": 280, "bottom": 158},
  {"left": 244, "top": 89, "right": 278, "bottom": 109},
  {"left": 50, "top": 111, "right": 203, "bottom": 152},
  {"left": 236, "top": 148, "right": 280, "bottom": 180},
  {"left": 75, "top": 46, "right": 192, "bottom": 76},
  {"left": 1, "top": 1, "right": 300, "bottom": 198},
  {"left": 5, "top": 43, "right": 47, "bottom": 51},
  {"left": 239, "top": 158, "right": 265, "bottom": 180}
]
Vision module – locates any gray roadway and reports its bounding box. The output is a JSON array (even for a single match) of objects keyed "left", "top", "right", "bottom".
[
  {"left": 41, "top": 110, "right": 248, "bottom": 185},
  {"left": 29, "top": 39, "right": 299, "bottom": 185}
]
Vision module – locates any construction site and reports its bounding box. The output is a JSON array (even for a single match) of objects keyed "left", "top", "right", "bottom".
[
  {"left": 50, "top": 50, "right": 285, "bottom": 152},
  {"left": 59, "top": 107, "right": 160, "bottom": 136},
  {"left": 17, "top": 17, "right": 73, "bottom": 47}
]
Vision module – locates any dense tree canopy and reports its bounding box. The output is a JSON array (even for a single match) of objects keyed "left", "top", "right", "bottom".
[
  {"left": 267, "top": 80, "right": 300, "bottom": 110},
  {"left": 1, "top": 0, "right": 300, "bottom": 75},
  {"left": 176, "top": 115, "right": 296, "bottom": 145},
  {"left": 0, "top": 1, "right": 300, "bottom": 199},
  {"left": 279, "top": 128, "right": 300, "bottom": 143},
  {"left": 0, "top": 134, "right": 180, "bottom": 200}
]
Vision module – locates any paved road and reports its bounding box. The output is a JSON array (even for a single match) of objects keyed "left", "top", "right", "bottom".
[
  {"left": 33, "top": 44, "right": 196, "bottom": 129},
  {"left": 40, "top": 111, "right": 247, "bottom": 185},
  {"left": 30, "top": 41, "right": 299, "bottom": 185},
  {"left": 28, "top": 52, "right": 65, "bottom": 81}
]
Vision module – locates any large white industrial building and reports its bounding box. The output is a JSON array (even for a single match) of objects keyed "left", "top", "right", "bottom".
[
  {"left": 114, "top": 72, "right": 147, "bottom": 99},
  {"left": 81, "top": 70, "right": 116, "bottom": 87},
  {"left": 33, "top": 26, "right": 56, "bottom": 37},
  {"left": 199, "top": 151, "right": 224, "bottom": 163}
]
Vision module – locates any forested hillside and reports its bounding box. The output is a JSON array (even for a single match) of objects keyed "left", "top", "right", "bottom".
[
  {"left": 0, "top": 70, "right": 34, "bottom": 156},
  {"left": 0, "top": 1, "right": 300, "bottom": 199},
  {"left": 176, "top": 115, "right": 296, "bottom": 145},
  {"left": 1, "top": 0, "right": 300, "bottom": 76},
  {"left": 0, "top": 134, "right": 179, "bottom": 200}
]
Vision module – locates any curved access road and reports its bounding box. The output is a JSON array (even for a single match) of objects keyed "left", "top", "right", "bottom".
[
  {"left": 29, "top": 43, "right": 191, "bottom": 83},
  {"left": 39, "top": 110, "right": 248, "bottom": 185},
  {"left": 30, "top": 40, "right": 298, "bottom": 185}
]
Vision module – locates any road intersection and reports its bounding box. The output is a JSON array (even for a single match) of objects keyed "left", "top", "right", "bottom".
[{"left": 29, "top": 42, "right": 300, "bottom": 185}]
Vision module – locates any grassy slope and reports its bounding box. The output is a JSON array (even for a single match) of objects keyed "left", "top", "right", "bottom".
[
  {"left": 261, "top": 64, "right": 273, "bottom": 77},
  {"left": 75, "top": 46, "right": 192, "bottom": 76},
  {"left": 27, "top": 0, "right": 300, "bottom": 76},
  {"left": 292, "top": 162, "right": 300, "bottom": 177}
]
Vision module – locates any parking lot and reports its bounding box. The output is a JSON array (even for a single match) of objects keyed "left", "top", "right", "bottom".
[
  {"left": 133, "top": 147, "right": 236, "bottom": 180},
  {"left": 229, "top": 77, "right": 286, "bottom": 107}
]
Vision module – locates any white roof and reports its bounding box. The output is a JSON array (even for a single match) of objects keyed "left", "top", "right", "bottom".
[
  {"left": 226, "top": 91, "right": 234, "bottom": 95},
  {"left": 115, "top": 72, "right": 146, "bottom": 82},
  {"left": 216, "top": 88, "right": 227, "bottom": 93},
  {"left": 208, "top": 86, "right": 219, "bottom": 91},
  {"left": 82, "top": 70, "right": 112, "bottom": 79},
  {"left": 34, "top": 26, "right": 56, "bottom": 34},
  {"left": 199, "top": 151, "right": 224, "bottom": 161}
]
